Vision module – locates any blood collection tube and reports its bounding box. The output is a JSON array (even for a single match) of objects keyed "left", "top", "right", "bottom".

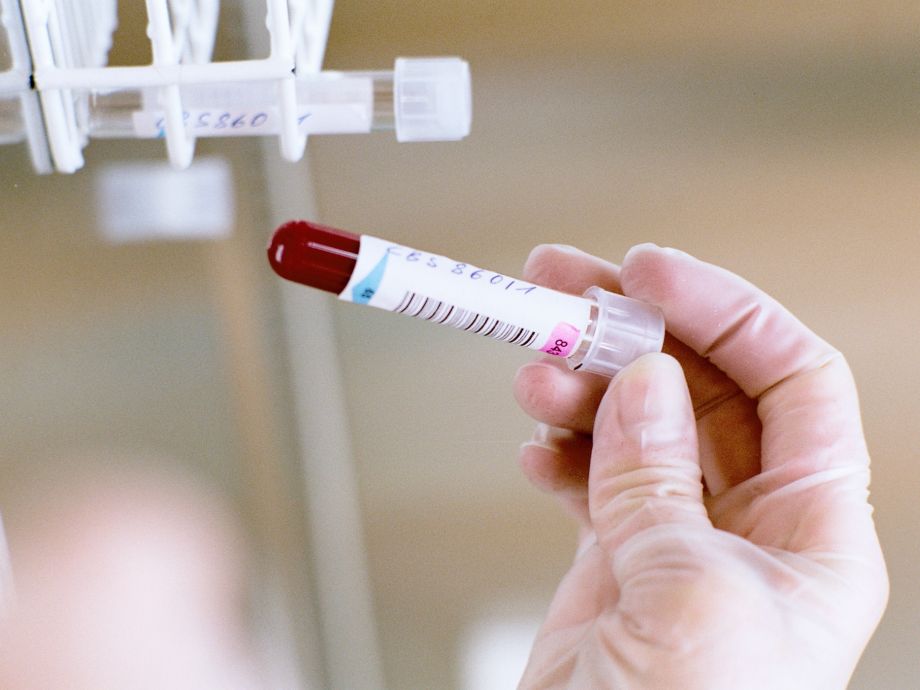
[{"left": 268, "top": 220, "right": 665, "bottom": 377}]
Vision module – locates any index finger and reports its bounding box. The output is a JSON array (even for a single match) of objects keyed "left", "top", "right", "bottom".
[{"left": 620, "top": 244, "right": 866, "bottom": 471}]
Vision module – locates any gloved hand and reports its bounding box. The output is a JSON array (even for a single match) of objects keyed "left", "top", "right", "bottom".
[{"left": 513, "top": 244, "right": 888, "bottom": 689}]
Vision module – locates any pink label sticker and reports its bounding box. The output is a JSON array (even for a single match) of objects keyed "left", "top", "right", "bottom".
[{"left": 539, "top": 323, "right": 581, "bottom": 358}]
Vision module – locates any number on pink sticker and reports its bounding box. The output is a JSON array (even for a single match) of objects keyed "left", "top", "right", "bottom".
[{"left": 540, "top": 323, "right": 581, "bottom": 358}]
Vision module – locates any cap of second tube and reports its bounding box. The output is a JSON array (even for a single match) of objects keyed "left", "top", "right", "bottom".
[
  {"left": 568, "top": 287, "right": 666, "bottom": 377},
  {"left": 394, "top": 57, "right": 472, "bottom": 142}
]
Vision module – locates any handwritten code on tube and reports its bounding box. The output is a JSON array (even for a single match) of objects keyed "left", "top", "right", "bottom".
[{"left": 394, "top": 292, "right": 539, "bottom": 347}]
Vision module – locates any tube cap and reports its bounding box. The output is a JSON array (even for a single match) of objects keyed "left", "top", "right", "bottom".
[
  {"left": 569, "top": 287, "right": 665, "bottom": 377},
  {"left": 394, "top": 57, "right": 472, "bottom": 142},
  {"left": 267, "top": 220, "right": 360, "bottom": 294}
]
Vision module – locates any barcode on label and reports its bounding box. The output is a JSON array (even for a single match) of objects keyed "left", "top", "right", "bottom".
[{"left": 394, "top": 292, "right": 539, "bottom": 347}]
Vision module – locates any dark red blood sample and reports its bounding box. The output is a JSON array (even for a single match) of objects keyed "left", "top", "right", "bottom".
[{"left": 267, "top": 220, "right": 360, "bottom": 295}]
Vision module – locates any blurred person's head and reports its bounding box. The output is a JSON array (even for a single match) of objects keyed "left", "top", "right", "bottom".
[{"left": 0, "top": 451, "right": 259, "bottom": 689}]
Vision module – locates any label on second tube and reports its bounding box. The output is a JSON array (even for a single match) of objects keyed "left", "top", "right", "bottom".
[
  {"left": 338, "top": 235, "right": 592, "bottom": 357},
  {"left": 132, "top": 103, "right": 372, "bottom": 138}
]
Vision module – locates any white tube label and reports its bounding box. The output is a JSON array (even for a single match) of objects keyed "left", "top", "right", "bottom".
[
  {"left": 339, "top": 235, "right": 592, "bottom": 357},
  {"left": 132, "top": 103, "right": 372, "bottom": 138},
  {"left": 133, "top": 76, "right": 375, "bottom": 138}
]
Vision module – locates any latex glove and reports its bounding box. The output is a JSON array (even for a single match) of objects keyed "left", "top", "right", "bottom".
[{"left": 513, "top": 244, "right": 887, "bottom": 690}]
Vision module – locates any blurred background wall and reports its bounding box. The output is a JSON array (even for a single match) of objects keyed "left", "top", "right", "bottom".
[{"left": 1, "top": 1, "right": 918, "bottom": 688}]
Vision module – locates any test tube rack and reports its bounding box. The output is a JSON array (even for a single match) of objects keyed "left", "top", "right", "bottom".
[{"left": 0, "top": 0, "right": 470, "bottom": 174}]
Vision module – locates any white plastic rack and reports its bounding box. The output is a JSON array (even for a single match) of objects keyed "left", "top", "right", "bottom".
[{"left": 0, "top": 0, "right": 471, "bottom": 174}]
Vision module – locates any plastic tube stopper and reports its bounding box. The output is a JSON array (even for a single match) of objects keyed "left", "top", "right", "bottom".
[
  {"left": 394, "top": 57, "right": 471, "bottom": 142},
  {"left": 568, "top": 287, "right": 666, "bottom": 377}
]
